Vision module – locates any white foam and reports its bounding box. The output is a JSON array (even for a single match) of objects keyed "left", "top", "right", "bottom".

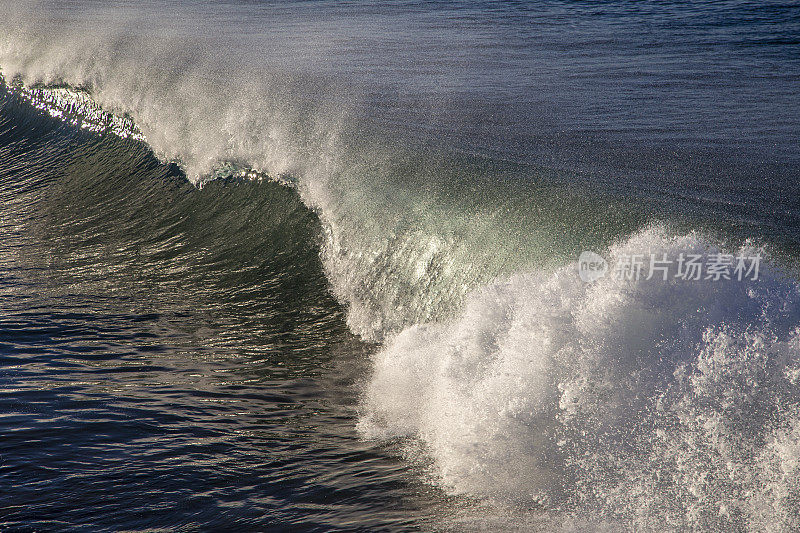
[{"left": 359, "top": 227, "right": 800, "bottom": 530}]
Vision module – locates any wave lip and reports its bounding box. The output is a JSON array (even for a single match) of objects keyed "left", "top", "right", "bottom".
[
  {"left": 359, "top": 226, "right": 800, "bottom": 530},
  {"left": 2, "top": 76, "right": 146, "bottom": 142}
]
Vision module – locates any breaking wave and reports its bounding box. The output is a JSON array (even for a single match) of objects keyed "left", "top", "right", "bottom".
[{"left": 3, "top": 10, "right": 800, "bottom": 529}]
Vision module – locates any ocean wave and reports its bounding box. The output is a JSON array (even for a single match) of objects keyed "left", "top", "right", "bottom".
[{"left": 4, "top": 21, "right": 800, "bottom": 530}]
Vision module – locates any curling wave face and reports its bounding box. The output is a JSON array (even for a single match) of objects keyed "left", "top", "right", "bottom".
[{"left": 0, "top": 71, "right": 648, "bottom": 342}]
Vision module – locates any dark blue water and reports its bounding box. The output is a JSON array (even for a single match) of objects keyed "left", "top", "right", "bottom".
[
  {"left": 0, "top": 92, "right": 453, "bottom": 530},
  {"left": 1, "top": 1, "right": 800, "bottom": 531}
]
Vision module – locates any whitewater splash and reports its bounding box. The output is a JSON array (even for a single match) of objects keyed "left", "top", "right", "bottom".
[
  {"left": 4, "top": 12, "right": 800, "bottom": 530},
  {"left": 359, "top": 227, "right": 800, "bottom": 530}
]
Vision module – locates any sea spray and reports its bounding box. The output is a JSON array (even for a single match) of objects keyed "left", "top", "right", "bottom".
[{"left": 359, "top": 226, "right": 800, "bottom": 530}]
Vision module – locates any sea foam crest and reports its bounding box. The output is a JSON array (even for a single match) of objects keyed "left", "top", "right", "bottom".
[{"left": 359, "top": 226, "right": 800, "bottom": 531}]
